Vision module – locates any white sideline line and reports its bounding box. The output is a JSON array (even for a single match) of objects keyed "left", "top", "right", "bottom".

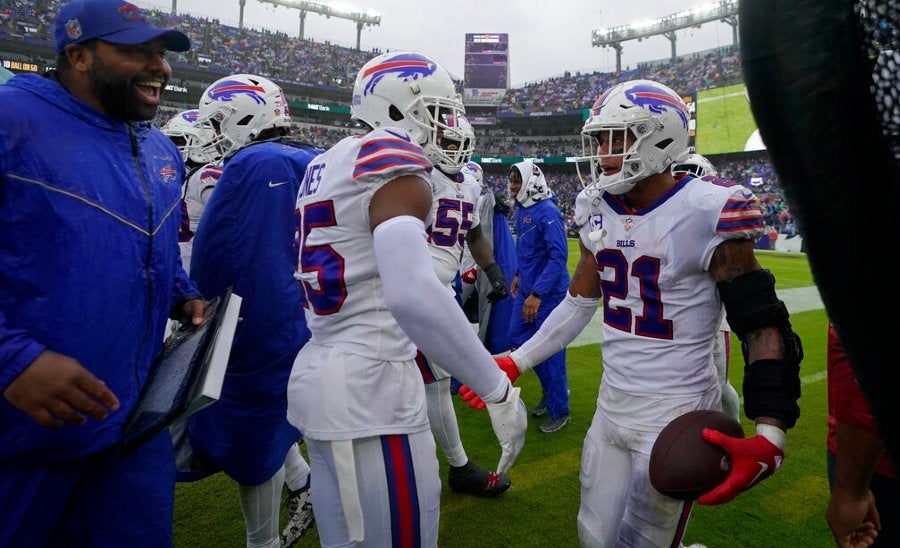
[{"left": 697, "top": 91, "right": 746, "bottom": 103}]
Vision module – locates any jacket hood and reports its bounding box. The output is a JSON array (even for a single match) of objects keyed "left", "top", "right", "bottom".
[{"left": 511, "top": 159, "right": 553, "bottom": 208}]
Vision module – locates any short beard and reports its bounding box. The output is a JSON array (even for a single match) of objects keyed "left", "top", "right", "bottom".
[{"left": 88, "top": 56, "right": 159, "bottom": 121}]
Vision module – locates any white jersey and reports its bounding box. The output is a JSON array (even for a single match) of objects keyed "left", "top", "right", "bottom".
[
  {"left": 459, "top": 189, "right": 491, "bottom": 276},
  {"left": 574, "top": 175, "right": 764, "bottom": 400},
  {"left": 290, "top": 128, "right": 434, "bottom": 440},
  {"left": 293, "top": 128, "right": 433, "bottom": 361},
  {"left": 427, "top": 168, "right": 481, "bottom": 286},
  {"left": 178, "top": 163, "right": 222, "bottom": 273}
]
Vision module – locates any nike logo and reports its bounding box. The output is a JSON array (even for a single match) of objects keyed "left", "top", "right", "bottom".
[
  {"left": 749, "top": 461, "right": 769, "bottom": 486},
  {"left": 384, "top": 129, "right": 411, "bottom": 141},
  {"left": 268, "top": 181, "right": 290, "bottom": 188}
]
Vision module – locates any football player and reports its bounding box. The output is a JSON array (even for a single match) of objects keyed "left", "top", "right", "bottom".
[
  {"left": 287, "top": 51, "right": 526, "bottom": 546},
  {"left": 186, "top": 74, "right": 320, "bottom": 548},
  {"left": 672, "top": 153, "right": 741, "bottom": 423},
  {"left": 161, "top": 109, "right": 221, "bottom": 275},
  {"left": 459, "top": 160, "right": 518, "bottom": 355},
  {"left": 462, "top": 79, "right": 802, "bottom": 547},
  {"left": 416, "top": 118, "right": 512, "bottom": 497}
]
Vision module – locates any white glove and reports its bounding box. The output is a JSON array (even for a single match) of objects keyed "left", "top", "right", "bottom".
[{"left": 485, "top": 385, "right": 527, "bottom": 474}]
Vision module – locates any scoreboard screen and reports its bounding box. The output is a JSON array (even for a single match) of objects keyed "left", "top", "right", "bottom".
[{"left": 464, "top": 33, "right": 509, "bottom": 91}]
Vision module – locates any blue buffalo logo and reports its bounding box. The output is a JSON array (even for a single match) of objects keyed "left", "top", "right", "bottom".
[
  {"left": 117, "top": 4, "right": 147, "bottom": 22},
  {"left": 207, "top": 80, "right": 267, "bottom": 105},
  {"left": 625, "top": 83, "right": 689, "bottom": 128},
  {"left": 589, "top": 87, "right": 615, "bottom": 117},
  {"left": 180, "top": 110, "right": 199, "bottom": 123},
  {"left": 361, "top": 53, "right": 436, "bottom": 96},
  {"left": 159, "top": 166, "right": 177, "bottom": 183}
]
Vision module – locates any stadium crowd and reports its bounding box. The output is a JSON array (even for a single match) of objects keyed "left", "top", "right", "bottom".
[
  {"left": 1, "top": 0, "right": 798, "bottom": 235},
  {"left": 6, "top": 0, "right": 739, "bottom": 102},
  {"left": 479, "top": 156, "right": 793, "bottom": 236},
  {"left": 498, "top": 46, "right": 743, "bottom": 114}
]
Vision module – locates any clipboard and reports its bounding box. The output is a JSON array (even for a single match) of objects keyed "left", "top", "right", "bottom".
[{"left": 118, "top": 288, "right": 242, "bottom": 457}]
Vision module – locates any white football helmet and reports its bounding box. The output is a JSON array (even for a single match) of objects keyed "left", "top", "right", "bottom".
[
  {"left": 440, "top": 115, "right": 475, "bottom": 173},
  {"left": 196, "top": 74, "right": 291, "bottom": 159},
  {"left": 351, "top": 51, "right": 469, "bottom": 172},
  {"left": 672, "top": 152, "right": 717, "bottom": 178},
  {"left": 161, "top": 109, "right": 217, "bottom": 165},
  {"left": 462, "top": 160, "right": 484, "bottom": 186},
  {"left": 510, "top": 159, "right": 552, "bottom": 207},
  {"left": 577, "top": 79, "right": 690, "bottom": 195}
]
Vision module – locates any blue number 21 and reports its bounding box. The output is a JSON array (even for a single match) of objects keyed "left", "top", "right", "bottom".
[{"left": 596, "top": 249, "right": 673, "bottom": 340}]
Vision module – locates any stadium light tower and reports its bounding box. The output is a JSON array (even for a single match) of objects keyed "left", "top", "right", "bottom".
[
  {"left": 255, "top": 0, "right": 381, "bottom": 50},
  {"left": 591, "top": 0, "right": 739, "bottom": 72}
]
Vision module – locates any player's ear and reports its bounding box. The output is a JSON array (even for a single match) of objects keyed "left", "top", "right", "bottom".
[{"left": 64, "top": 42, "right": 96, "bottom": 73}]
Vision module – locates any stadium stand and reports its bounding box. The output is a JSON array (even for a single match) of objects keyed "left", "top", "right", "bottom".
[{"left": 0, "top": 1, "right": 791, "bottom": 235}]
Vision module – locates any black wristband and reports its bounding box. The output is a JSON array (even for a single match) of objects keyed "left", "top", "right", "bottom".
[
  {"left": 529, "top": 291, "right": 541, "bottom": 299},
  {"left": 483, "top": 262, "right": 504, "bottom": 285}
]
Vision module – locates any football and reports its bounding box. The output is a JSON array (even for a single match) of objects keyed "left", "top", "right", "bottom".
[{"left": 649, "top": 409, "right": 744, "bottom": 500}]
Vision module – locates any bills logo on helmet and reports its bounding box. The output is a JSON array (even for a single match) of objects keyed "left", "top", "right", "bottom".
[
  {"left": 207, "top": 80, "right": 267, "bottom": 105},
  {"left": 625, "top": 83, "right": 689, "bottom": 128},
  {"left": 117, "top": 3, "right": 147, "bottom": 22},
  {"left": 589, "top": 88, "right": 616, "bottom": 117},
  {"left": 360, "top": 53, "right": 437, "bottom": 96},
  {"left": 180, "top": 110, "right": 199, "bottom": 123}
]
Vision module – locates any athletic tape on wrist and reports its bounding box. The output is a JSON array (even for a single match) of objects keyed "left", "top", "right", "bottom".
[{"left": 755, "top": 423, "right": 786, "bottom": 451}]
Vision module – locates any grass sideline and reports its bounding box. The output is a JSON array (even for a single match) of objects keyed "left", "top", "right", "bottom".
[
  {"left": 174, "top": 249, "right": 829, "bottom": 547},
  {"left": 695, "top": 82, "right": 759, "bottom": 155}
]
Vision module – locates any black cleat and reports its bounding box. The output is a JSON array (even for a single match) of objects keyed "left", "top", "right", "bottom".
[{"left": 448, "top": 460, "right": 511, "bottom": 498}]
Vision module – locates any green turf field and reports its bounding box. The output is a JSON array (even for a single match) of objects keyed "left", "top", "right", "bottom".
[
  {"left": 695, "top": 83, "right": 760, "bottom": 156},
  {"left": 174, "top": 246, "right": 830, "bottom": 547}
]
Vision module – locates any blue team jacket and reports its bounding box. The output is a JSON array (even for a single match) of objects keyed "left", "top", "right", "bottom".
[
  {"left": 187, "top": 140, "right": 322, "bottom": 485},
  {"left": 0, "top": 73, "right": 197, "bottom": 466},
  {"left": 513, "top": 198, "right": 570, "bottom": 297}
]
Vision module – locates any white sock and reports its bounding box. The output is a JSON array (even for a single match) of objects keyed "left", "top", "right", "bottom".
[
  {"left": 425, "top": 377, "right": 468, "bottom": 467},
  {"left": 238, "top": 465, "right": 285, "bottom": 548},
  {"left": 283, "top": 442, "right": 311, "bottom": 492}
]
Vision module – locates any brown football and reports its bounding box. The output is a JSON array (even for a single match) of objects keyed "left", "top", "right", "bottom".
[{"left": 649, "top": 409, "right": 744, "bottom": 500}]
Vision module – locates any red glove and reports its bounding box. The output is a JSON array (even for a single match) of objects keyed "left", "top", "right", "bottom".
[
  {"left": 459, "top": 384, "right": 486, "bottom": 410},
  {"left": 697, "top": 426, "right": 785, "bottom": 505},
  {"left": 459, "top": 356, "right": 522, "bottom": 410},
  {"left": 461, "top": 268, "right": 478, "bottom": 285}
]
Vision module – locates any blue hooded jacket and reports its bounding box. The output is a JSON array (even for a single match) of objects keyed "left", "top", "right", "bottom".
[
  {"left": 186, "top": 140, "right": 322, "bottom": 485},
  {"left": 0, "top": 73, "right": 198, "bottom": 466}
]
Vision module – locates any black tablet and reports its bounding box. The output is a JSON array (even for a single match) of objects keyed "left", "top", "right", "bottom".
[{"left": 118, "top": 288, "right": 240, "bottom": 457}]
